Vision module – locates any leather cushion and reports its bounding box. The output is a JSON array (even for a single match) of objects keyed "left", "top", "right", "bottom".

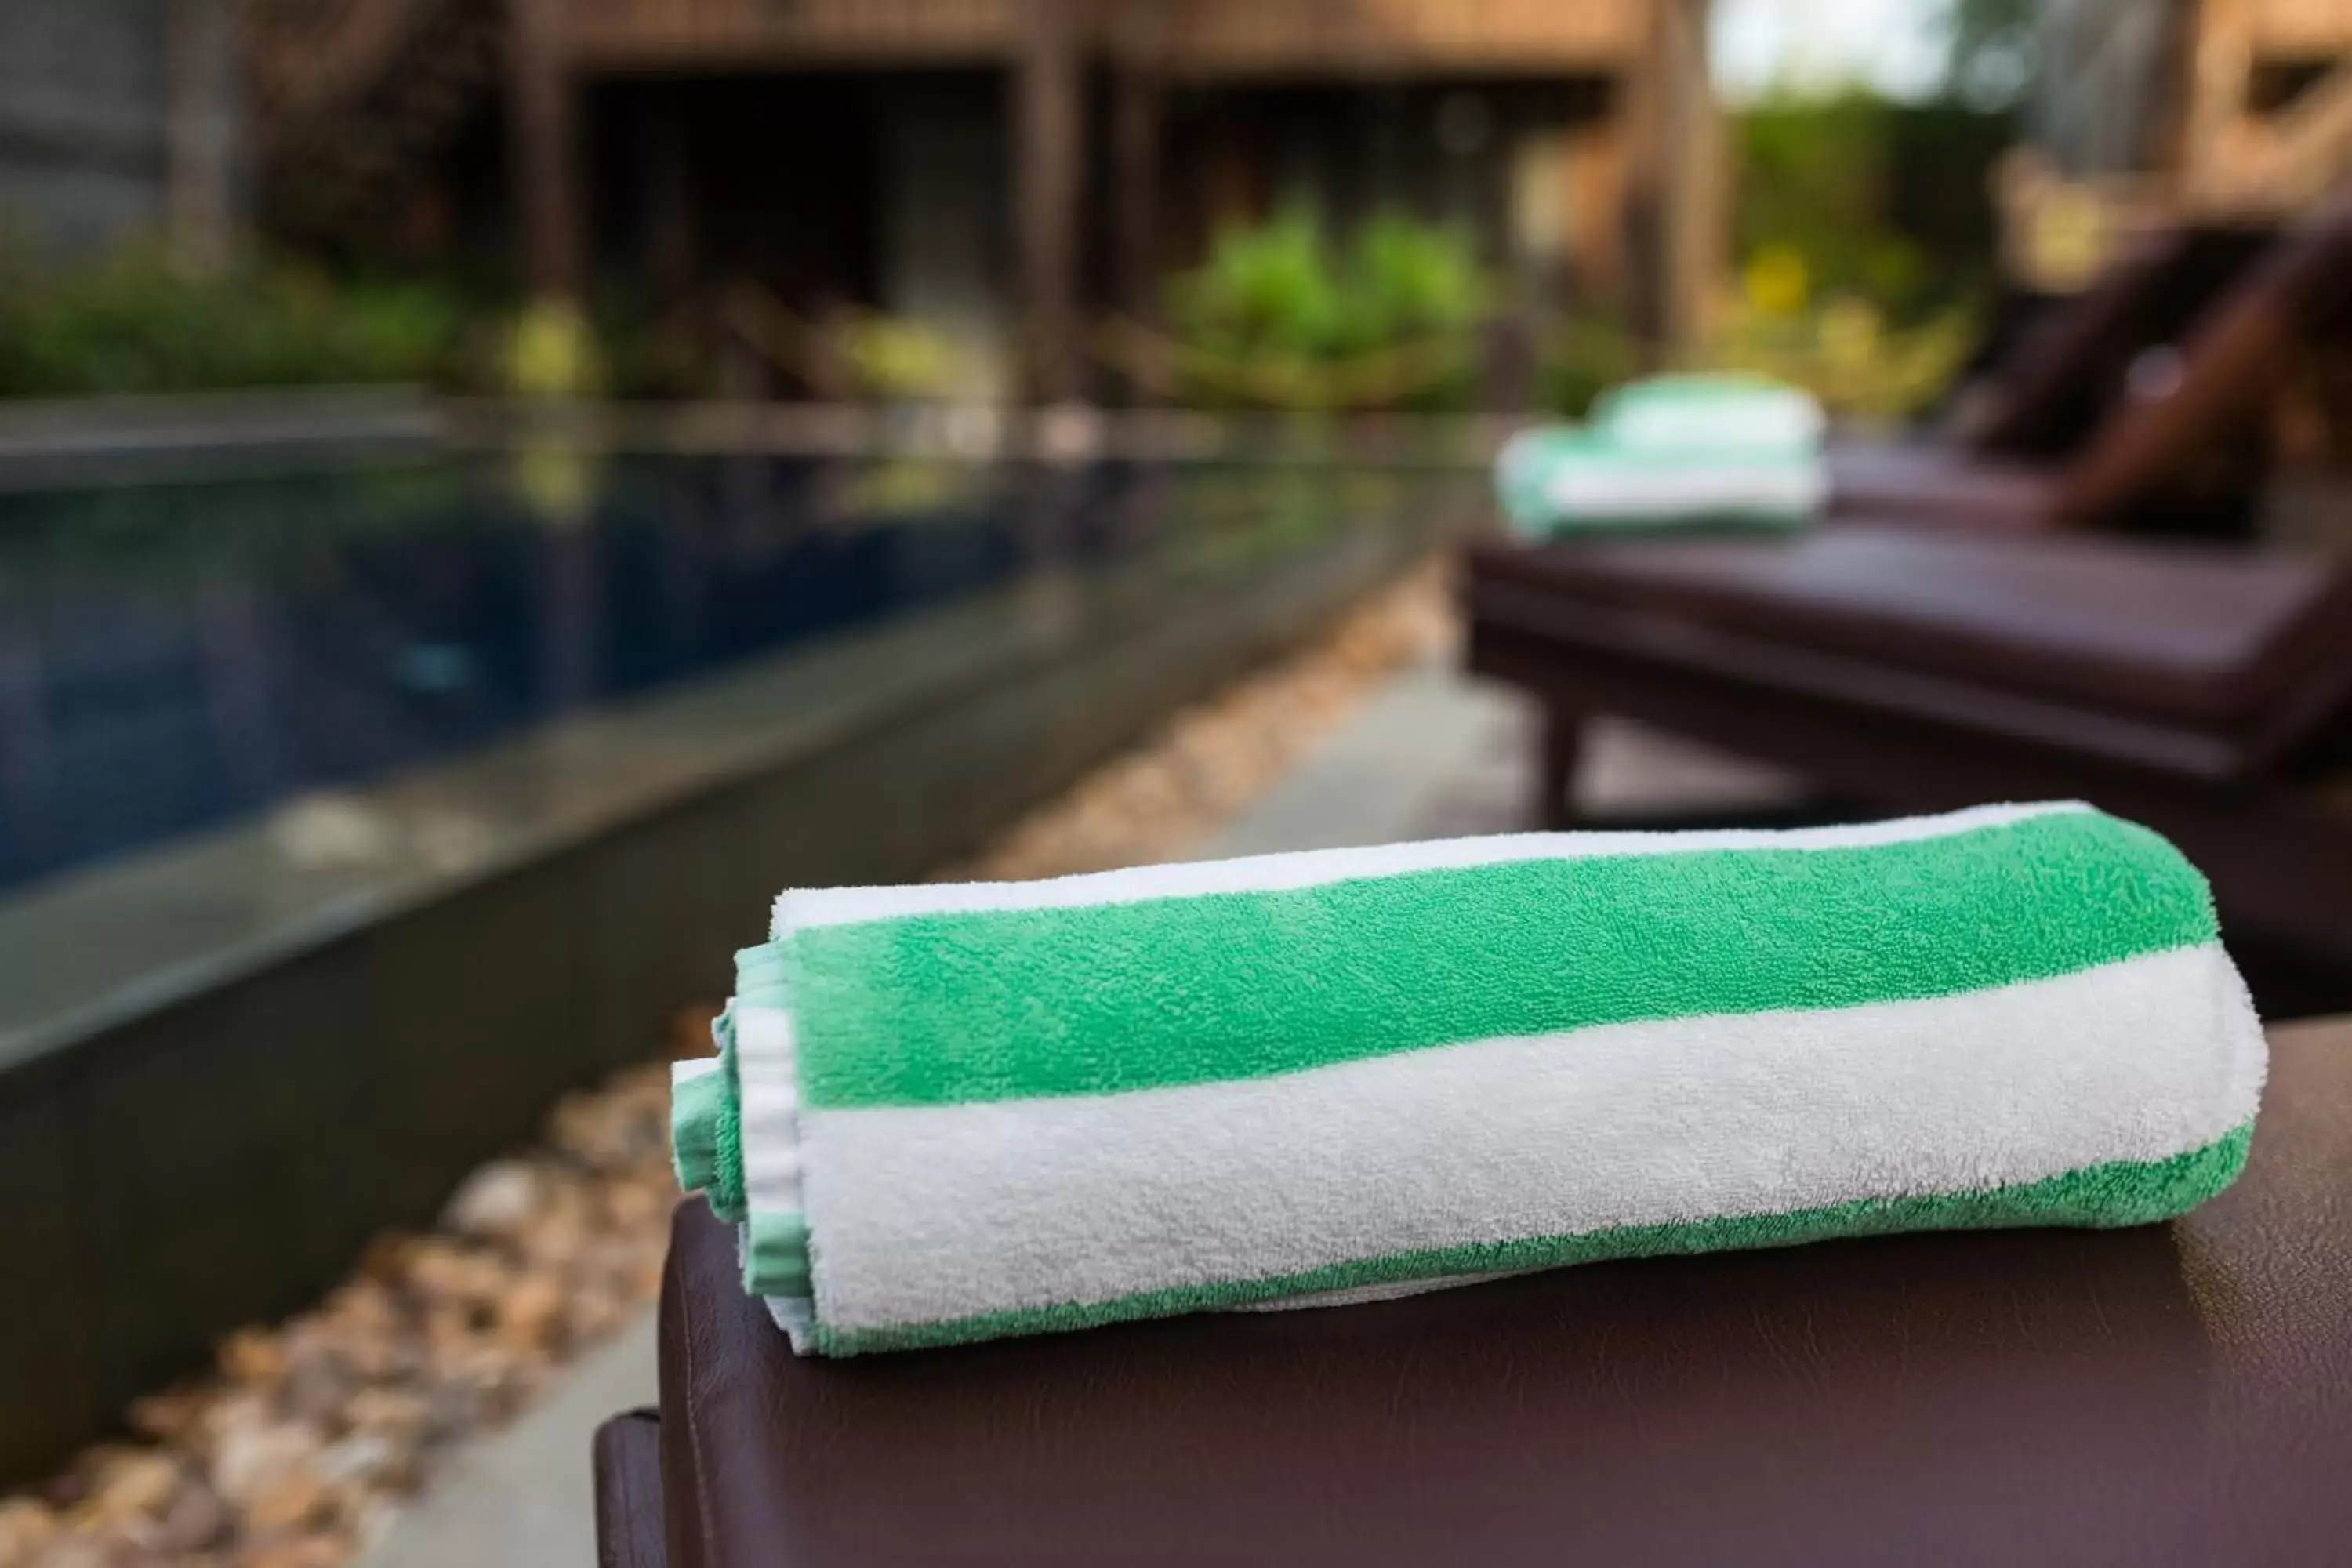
[
  {"left": 1826, "top": 444, "right": 2060, "bottom": 529},
  {"left": 658, "top": 1020, "right": 2352, "bottom": 1567},
  {"left": 1469, "top": 524, "right": 2352, "bottom": 733}
]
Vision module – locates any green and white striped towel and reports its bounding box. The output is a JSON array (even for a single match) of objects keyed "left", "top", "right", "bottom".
[
  {"left": 1497, "top": 372, "right": 1827, "bottom": 536},
  {"left": 672, "top": 801, "right": 2263, "bottom": 1356}
]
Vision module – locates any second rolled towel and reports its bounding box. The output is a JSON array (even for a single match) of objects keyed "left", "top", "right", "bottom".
[
  {"left": 674, "top": 801, "right": 2264, "bottom": 1355},
  {"left": 1495, "top": 372, "right": 1828, "bottom": 537}
]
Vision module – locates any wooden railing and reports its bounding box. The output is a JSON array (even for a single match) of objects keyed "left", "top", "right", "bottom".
[
  {"left": 562, "top": 0, "right": 1644, "bottom": 72},
  {"left": 2183, "top": 0, "right": 2352, "bottom": 216},
  {"left": 2250, "top": 0, "right": 2352, "bottom": 56},
  {"left": 566, "top": 0, "right": 1018, "bottom": 66},
  {"left": 2188, "top": 59, "right": 2352, "bottom": 212},
  {"left": 1151, "top": 0, "right": 1642, "bottom": 76}
]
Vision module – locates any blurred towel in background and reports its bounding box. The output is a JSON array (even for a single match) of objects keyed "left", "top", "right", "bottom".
[{"left": 1497, "top": 373, "right": 1826, "bottom": 538}]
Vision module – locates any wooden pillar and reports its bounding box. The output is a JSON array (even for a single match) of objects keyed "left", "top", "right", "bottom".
[
  {"left": 1662, "top": 0, "right": 1726, "bottom": 351},
  {"left": 1621, "top": 0, "right": 1722, "bottom": 354},
  {"left": 1112, "top": 65, "right": 1164, "bottom": 324},
  {"left": 1618, "top": 2, "right": 1668, "bottom": 349},
  {"left": 2137, "top": 0, "right": 2206, "bottom": 181},
  {"left": 639, "top": 92, "right": 696, "bottom": 310},
  {"left": 1564, "top": 116, "right": 1627, "bottom": 306},
  {"left": 2181, "top": 0, "right": 2255, "bottom": 206},
  {"left": 510, "top": 0, "right": 584, "bottom": 300},
  {"left": 1016, "top": 0, "right": 1083, "bottom": 403},
  {"left": 166, "top": 0, "right": 243, "bottom": 275}
]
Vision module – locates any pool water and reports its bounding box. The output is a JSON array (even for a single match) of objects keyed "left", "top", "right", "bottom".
[{"left": 0, "top": 451, "right": 1451, "bottom": 893}]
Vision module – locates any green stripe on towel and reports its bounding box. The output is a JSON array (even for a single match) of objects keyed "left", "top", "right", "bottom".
[
  {"left": 746, "top": 1213, "right": 812, "bottom": 1295},
  {"left": 786, "top": 809, "right": 2213, "bottom": 1109}
]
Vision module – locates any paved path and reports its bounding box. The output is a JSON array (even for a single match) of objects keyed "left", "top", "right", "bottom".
[
  {"left": 358, "top": 655, "right": 1799, "bottom": 1566},
  {"left": 360, "top": 1315, "right": 657, "bottom": 1568},
  {"left": 1193, "top": 655, "right": 1804, "bottom": 856}
]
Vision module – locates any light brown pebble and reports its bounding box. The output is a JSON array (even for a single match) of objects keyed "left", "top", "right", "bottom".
[
  {"left": 340, "top": 1388, "right": 429, "bottom": 1447},
  {"left": 492, "top": 1276, "right": 569, "bottom": 1355},
  {"left": 399, "top": 1239, "right": 512, "bottom": 1311},
  {"left": 440, "top": 1160, "right": 543, "bottom": 1241},
  {"left": 77, "top": 1451, "right": 178, "bottom": 1527},
  {"left": 318, "top": 1432, "right": 412, "bottom": 1498},
  {"left": 208, "top": 1421, "right": 321, "bottom": 1513},
  {"left": 140, "top": 1475, "right": 230, "bottom": 1555},
  {"left": 241, "top": 1467, "right": 328, "bottom": 1537},
  {"left": 124, "top": 1387, "right": 208, "bottom": 1448},
  {"left": 27, "top": 1536, "right": 115, "bottom": 1568},
  {"left": 234, "top": 1533, "right": 346, "bottom": 1568},
  {"left": 216, "top": 1330, "right": 285, "bottom": 1392},
  {"left": 0, "top": 1497, "right": 57, "bottom": 1566}
]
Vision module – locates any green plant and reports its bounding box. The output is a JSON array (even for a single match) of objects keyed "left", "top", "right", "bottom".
[
  {"left": 1331, "top": 212, "right": 1490, "bottom": 354},
  {"left": 0, "top": 241, "right": 467, "bottom": 397},
  {"left": 1733, "top": 88, "right": 2010, "bottom": 328},
  {"left": 503, "top": 298, "right": 604, "bottom": 399},
  {"left": 1160, "top": 207, "right": 1490, "bottom": 411},
  {"left": 1706, "top": 295, "right": 1978, "bottom": 419},
  {"left": 1715, "top": 82, "right": 2010, "bottom": 419},
  {"left": 1170, "top": 208, "right": 1346, "bottom": 364}
]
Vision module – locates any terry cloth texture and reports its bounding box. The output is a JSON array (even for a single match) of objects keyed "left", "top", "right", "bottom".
[
  {"left": 1497, "top": 372, "right": 1826, "bottom": 536},
  {"left": 669, "top": 802, "right": 2264, "bottom": 1356}
]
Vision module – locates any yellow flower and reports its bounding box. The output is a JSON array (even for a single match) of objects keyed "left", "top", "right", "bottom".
[
  {"left": 506, "top": 299, "right": 602, "bottom": 399},
  {"left": 1743, "top": 246, "right": 1810, "bottom": 317}
]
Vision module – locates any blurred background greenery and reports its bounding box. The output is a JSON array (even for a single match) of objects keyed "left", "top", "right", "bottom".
[
  {"left": 1155, "top": 209, "right": 1488, "bottom": 412},
  {"left": 0, "top": 241, "right": 470, "bottom": 397},
  {"left": 0, "top": 0, "right": 2033, "bottom": 422}
]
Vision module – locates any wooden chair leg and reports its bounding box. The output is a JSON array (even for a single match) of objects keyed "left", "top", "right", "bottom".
[{"left": 1540, "top": 704, "right": 1584, "bottom": 829}]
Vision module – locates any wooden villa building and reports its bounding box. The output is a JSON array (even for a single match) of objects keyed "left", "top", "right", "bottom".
[
  {"left": 246, "top": 0, "right": 1722, "bottom": 401},
  {"left": 2003, "top": 0, "right": 2352, "bottom": 291}
]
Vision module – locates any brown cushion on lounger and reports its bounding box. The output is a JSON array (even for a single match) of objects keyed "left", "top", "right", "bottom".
[
  {"left": 1470, "top": 525, "right": 2351, "bottom": 734},
  {"left": 654, "top": 1022, "right": 2352, "bottom": 1568},
  {"left": 1826, "top": 445, "right": 2060, "bottom": 528}
]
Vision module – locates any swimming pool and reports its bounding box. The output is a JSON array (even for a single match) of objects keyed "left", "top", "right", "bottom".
[{"left": 0, "top": 451, "right": 1460, "bottom": 891}]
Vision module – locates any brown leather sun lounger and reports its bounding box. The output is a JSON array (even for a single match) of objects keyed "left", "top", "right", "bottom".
[
  {"left": 1828, "top": 193, "right": 2352, "bottom": 534},
  {"left": 1464, "top": 524, "right": 2352, "bottom": 953},
  {"left": 629, "top": 1017, "right": 2352, "bottom": 1566},
  {"left": 1963, "top": 221, "right": 2277, "bottom": 462}
]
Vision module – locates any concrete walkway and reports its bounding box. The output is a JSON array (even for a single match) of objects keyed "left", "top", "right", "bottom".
[
  {"left": 1193, "top": 655, "right": 1804, "bottom": 857},
  {"left": 358, "top": 656, "right": 1798, "bottom": 1566},
  {"left": 360, "top": 1316, "right": 657, "bottom": 1568}
]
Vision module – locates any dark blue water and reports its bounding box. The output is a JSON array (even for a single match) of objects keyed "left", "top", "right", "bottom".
[{"left": 0, "top": 451, "right": 1439, "bottom": 892}]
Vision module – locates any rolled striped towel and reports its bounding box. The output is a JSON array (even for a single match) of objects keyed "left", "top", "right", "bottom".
[
  {"left": 672, "top": 802, "right": 2263, "bottom": 1356},
  {"left": 1497, "top": 373, "right": 1827, "bottom": 537}
]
